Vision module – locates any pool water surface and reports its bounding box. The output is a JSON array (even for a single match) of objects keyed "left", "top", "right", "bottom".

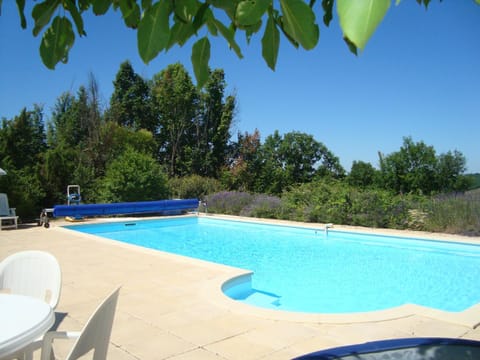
[{"left": 65, "top": 217, "right": 480, "bottom": 314}]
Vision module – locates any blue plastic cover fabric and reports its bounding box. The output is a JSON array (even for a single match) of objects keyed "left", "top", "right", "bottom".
[
  {"left": 53, "top": 199, "right": 198, "bottom": 217},
  {"left": 293, "top": 337, "right": 480, "bottom": 359}
]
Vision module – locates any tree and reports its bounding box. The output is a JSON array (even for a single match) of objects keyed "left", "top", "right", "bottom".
[
  {"left": 6, "top": 1, "right": 470, "bottom": 87},
  {"left": 436, "top": 150, "right": 469, "bottom": 192},
  {"left": 44, "top": 75, "right": 104, "bottom": 202},
  {"left": 96, "top": 147, "right": 169, "bottom": 203},
  {"left": 379, "top": 137, "right": 437, "bottom": 194},
  {"left": 191, "top": 69, "right": 235, "bottom": 177},
  {"left": 0, "top": 106, "right": 47, "bottom": 217},
  {"left": 107, "top": 61, "right": 154, "bottom": 131},
  {"left": 379, "top": 136, "right": 468, "bottom": 195},
  {"left": 223, "top": 129, "right": 263, "bottom": 192},
  {"left": 258, "top": 130, "right": 344, "bottom": 194},
  {"left": 0, "top": 106, "right": 46, "bottom": 170},
  {"left": 151, "top": 63, "right": 198, "bottom": 177},
  {"left": 348, "top": 161, "right": 378, "bottom": 188}
]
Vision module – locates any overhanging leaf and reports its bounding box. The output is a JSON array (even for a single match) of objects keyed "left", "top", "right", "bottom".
[
  {"left": 32, "top": 0, "right": 61, "bottom": 36},
  {"left": 213, "top": 19, "right": 243, "bottom": 58},
  {"left": 236, "top": 0, "right": 271, "bottom": 26},
  {"left": 119, "top": 0, "right": 141, "bottom": 28},
  {"left": 322, "top": 0, "right": 333, "bottom": 26},
  {"left": 167, "top": 21, "right": 194, "bottom": 49},
  {"left": 138, "top": 0, "right": 171, "bottom": 63},
  {"left": 15, "top": 0, "right": 27, "bottom": 28},
  {"left": 337, "top": 0, "right": 390, "bottom": 51},
  {"left": 92, "top": 0, "right": 112, "bottom": 15},
  {"left": 40, "top": 16, "right": 75, "bottom": 69},
  {"left": 173, "top": 0, "right": 199, "bottom": 22},
  {"left": 280, "top": 0, "right": 319, "bottom": 50},
  {"left": 191, "top": 37, "right": 210, "bottom": 88},
  {"left": 261, "top": 13, "right": 279, "bottom": 70},
  {"left": 64, "top": 0, "right": 86, "bottom": 36}
]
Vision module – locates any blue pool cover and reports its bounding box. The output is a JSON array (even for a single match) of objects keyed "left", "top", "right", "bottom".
[
  {"left": 293, "top": 337, "right": 480, "bottom": 359},
  {"left": 53, "top": 199, "right": 198, "bottom": 217}
]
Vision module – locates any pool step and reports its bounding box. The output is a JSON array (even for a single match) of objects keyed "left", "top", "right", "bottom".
[{"left": 243, "top": 290, "right": 281, "bottom": 307}]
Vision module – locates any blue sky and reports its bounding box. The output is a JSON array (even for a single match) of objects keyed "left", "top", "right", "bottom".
[{"left": 1, "top": 1, "right": 479, "bottom": 173}]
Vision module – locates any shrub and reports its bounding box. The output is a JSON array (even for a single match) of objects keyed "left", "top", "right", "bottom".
[
  {"left": 422, "top": 190, "right": 480, "bottom": 236},
  {"left": 169, "top": 175, "right": 223, "bottom": 200},
  {"left": 240, "top": 194, "right": 282, "bottom": 218},
  {"left": 204, "top": 191, "right": 254, "bottom": 215},
  {"left": 95, "top": 147, "right": 169, "bottom": 202}
]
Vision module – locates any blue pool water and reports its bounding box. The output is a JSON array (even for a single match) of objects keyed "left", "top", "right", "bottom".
[{"left": 65, "top": 217, "right": 480, "bottom": 314}]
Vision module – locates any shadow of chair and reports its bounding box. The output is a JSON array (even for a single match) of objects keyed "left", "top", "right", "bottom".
[{"left": 40, "top": 287, "right": 121, "bottom": 360}]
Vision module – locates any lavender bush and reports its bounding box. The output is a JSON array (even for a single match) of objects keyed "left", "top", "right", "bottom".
[
  {"left": 205, "top": 191, "right": 254, "bottom": 215},
  {"left": 240, "top": 194, "right": 282, "bottom": 218}
]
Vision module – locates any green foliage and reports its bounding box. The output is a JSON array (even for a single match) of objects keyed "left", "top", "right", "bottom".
[
  {"left": 421, "top": 191, "right": 480, "bottom": 236},
  {"left": 280, "top": 179, "right": 412, "bottom": 228},
  {"left": 337, "top": 0, "right": 390, "bottom": 53},
  {"left": 347, "top": 160, "right": 378, "bottom": 188},
  {"left": 168, "top": 175, "right": 223, "bottom": 200},
  {"left": 379, "top": 136, "right": 469, "bottom": 195},
  {"left": 107, "top": 61, "right": 154, "bottom": 131},
  {"left": 151, "top": 62, "right": 198, "bottom": 176},
  {"left": 0, "top": 106, "right": 46, "bottom": 170},
  {"left": 257, "top": 130, "right": 345, "bottom": 194},
  {"left": 95, "top": 147, "right": 169, "bottom": 203},
  {"left": 465, "top": 173, "right": 480, "bottom": 190},
  {"left": 8, "top": 0, "right": 471, "bottom": 86}
]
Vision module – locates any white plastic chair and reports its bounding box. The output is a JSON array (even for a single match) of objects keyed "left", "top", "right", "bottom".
[
  {"left": 41, "top": 287, "right": 121, "bottom": 360},
  {"left": 0, "top": 193, "right": 18, "bottom": 230},
  {"left": 0, "top": 251, "right": 62, "bottom": 360},
  {"left": 0, "top": 250, "right": 62, "bottom": 308}
]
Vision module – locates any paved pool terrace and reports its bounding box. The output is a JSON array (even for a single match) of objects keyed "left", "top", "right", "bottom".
[{"left": 2, "top": 214, "right": 480, "bottom": 359}]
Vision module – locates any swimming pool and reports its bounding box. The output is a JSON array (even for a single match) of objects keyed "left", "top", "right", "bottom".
[{"left": 65, "top": 217, "right": 480, "bottom": 314}]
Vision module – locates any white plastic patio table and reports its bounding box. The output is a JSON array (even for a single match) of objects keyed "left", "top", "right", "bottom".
[{"left": 0, "top": 293, "right": 54, "bottom": 359}]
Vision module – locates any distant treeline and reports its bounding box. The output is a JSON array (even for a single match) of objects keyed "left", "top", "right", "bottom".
[{"left": 0, "top": 61, "right": 477, "bottom": 235}]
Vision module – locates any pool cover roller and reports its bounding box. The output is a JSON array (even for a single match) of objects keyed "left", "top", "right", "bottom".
[{"left": 52, "top": 199, "right": 199, "bottom": 217}]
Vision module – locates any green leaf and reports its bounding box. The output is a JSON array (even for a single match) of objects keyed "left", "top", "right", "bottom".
[
  {"left": 119, "top": 0, "right": 141, "bottom": 28},
  {"left": 280, "top": 0, "right": 319, "bottom": 50},
  {"left": 337, "top": 0, "right": 390, "bottom": 51},
  {"left": 192, "top": 2, "right": 210, "bottom": 32},
  {"left": 209, "top": 0, "right": 240, "bottom": 21},
  {"left": 173, "top": 0, "right": 199, "bottom": 22},
  {"left": 141, "top": 0, "right": 153, "bottom": 10},
  {"left": 213, "top": 19, "right": 243, "bottom": 58},
  {"left": 205, "top": 9, "right": 218, "bottom": 35},
  {"left": 321, "top": 0, "right": 333, "bottom": 26},
  {"left": 15, "top": 0, "right": 27, "bottom": 28},
  {"left": 245, "top": 20, "right": 262, "bottom": 43},
  {"left": 261, "top": 13, "right": 279, "bottom": 70},
  {"left": 476, "top": 0, "right": 480, "bottom": 5},
  {"left": 32, "top": 0, "right": 61, "bottom": 37},
  {"left": 92, "top": 0, "right": 112, "bottom": 15},
  {"left": 138, "top": 0, "right": 172, "bottom": 63},
  {"left": 236, "top": 0, "right": 271, "bottom": 26},
  {"left": 168, "top": 21, "right": 194, "bottom": 49},
  {"left": 191, "top": 37, "right": 210, "bottom": 88},
  {"left": 64, "top": 0, "right": 86, "bottom": 36},
  {"left": 40, "top": 16, "right": 75, "bottom": 69}
]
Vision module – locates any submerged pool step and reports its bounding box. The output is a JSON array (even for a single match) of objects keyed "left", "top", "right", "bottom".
[{"left": 243, "top": 291, "right": 281, "bottom": 307}]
